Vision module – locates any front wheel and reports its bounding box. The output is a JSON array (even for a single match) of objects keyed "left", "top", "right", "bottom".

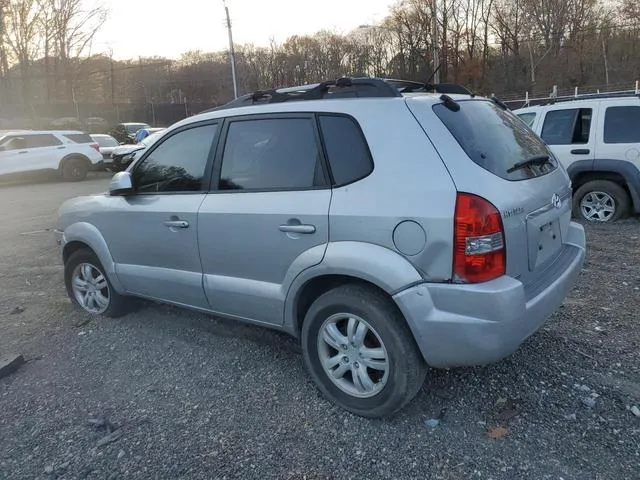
[
  {"left": 572, "top": 180, "right": 630, "bottom": 223},
  {"left": 301, "top": 284, "right": 427, "bottom": 418},
  {"left": 64, "top": 248, "right": 131, "bottom": 318}
]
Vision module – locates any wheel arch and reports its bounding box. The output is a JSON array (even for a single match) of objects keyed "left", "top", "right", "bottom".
[
  {"left": 61, "top": 222, "right": 125, "bottom": 293},
  {"left": 568, "top": 159, "right": 640, "bottom": 213},
  {"left": 283, "top": 241, "right": 424, "bottom": 337},
  {"left": 58, "top": 153, "right": 90, "bottom": 171}
]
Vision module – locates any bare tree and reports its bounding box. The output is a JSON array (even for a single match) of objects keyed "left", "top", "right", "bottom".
[{"left": 3, "top": 0, "right": 42, "bottom": 108}]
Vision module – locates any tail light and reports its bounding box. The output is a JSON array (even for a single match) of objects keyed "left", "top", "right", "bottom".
[
  {"left": 453, "top": 192, "right": 506, "bottom": 283},
  {"left": 90, "top": 143, "right": 100, "bottom": 153}
]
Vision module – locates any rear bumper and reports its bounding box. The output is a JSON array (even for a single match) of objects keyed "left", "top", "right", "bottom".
[{"left": 393, "top": 221, "right": 586, "bottom": 368}]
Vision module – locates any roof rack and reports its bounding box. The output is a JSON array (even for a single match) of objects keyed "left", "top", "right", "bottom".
[
  {"left": 204, "top": 77, "right": 402, "bottom": 112},
  {"left": 503, "top": 82, "right": 640, "bottom": 109},
  {"left": 199, "top": 77, "right": 475, "bottom": 114},
  {"left": 390, "top": 80, "right": 473, "bottom": 95},
  {"left": 544, "top": 90, "right": 640, "bottom": 105}
]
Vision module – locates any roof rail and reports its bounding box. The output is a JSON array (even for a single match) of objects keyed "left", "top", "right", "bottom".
[
  {"left": 504, "top": 87, "right": 640, "bottom": 109},
  {"left": 544, "top": 90, "right": 640, "bottom": 105},
  {"left": 199, "top": 77, "right": 475, "bottom": 114},
  {"left": 204, "top": 77, "right": 402, "bottom": 112}
]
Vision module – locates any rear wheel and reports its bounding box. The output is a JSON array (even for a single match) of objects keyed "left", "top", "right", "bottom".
[
  {"left": 61, "top": 157, "right": 88, "bottom": 181},
  {"left": 301, "top": 284, "right": 427, "bottom": 418},
  {"left": 573, "top": 180, "right": 629, "bottom": 223}
]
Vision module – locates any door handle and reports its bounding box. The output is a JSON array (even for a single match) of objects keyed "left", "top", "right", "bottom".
[
  {"left": 57, "top": 146, "right": 66, "bottom": 149},
  {"left": 278, "top": 224, "right": 316, "bottom": 234},
  {"left": 163, "top": 220, "right": 189, "bottom": 229},
  {"left": 570, "top": 149, "right": 590, "bottom": 155},
  {"left": 18, "top": 151, "right": 27, "bottom": 154}
]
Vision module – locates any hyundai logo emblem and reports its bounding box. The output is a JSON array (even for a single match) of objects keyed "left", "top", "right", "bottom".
[{"left": 551, "top": 193, "right": 562, "bottom": 209}]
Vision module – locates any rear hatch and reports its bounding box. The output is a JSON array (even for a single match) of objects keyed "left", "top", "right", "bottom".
[{"left": 406, "top": 95, "right": 572, "bottom": 285}]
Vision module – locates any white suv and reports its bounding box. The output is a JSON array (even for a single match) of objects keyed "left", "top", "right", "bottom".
[
  {"left": 0, "top": 130, "right": 104, "bottom": 182},
  {"left": 514, "top": 94, "right": 640, "bottom": 222}
]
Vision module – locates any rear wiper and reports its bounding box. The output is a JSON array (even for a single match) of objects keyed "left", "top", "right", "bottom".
[{"left": 506, "top": 155, "right": 551, "bottom": 173}]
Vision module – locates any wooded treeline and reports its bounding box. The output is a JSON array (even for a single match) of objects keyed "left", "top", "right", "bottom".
[{"left": 1, "top": 0, "right": 639, "bottom": 124}]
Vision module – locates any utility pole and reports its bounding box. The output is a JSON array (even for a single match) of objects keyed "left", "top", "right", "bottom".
[
  {"left": 431, "top": 0, "right": 439, "bottom": 84},
  {"left": 223, "top": 0, "right": 238, "bottom": 99},
  {"left": 602, "top": 38, "right": 610, "bottom": 86},
  {"left": 110, "top": 54, "right": 115, "bottom": 108}
]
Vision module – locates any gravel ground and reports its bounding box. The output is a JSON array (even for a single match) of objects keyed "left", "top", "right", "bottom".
[{"left": 1, "top": 176, "right": 639, "bottom": 480}]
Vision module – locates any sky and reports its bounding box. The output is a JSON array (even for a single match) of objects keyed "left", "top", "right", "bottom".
[{"left": 92, "top": 0, "right": 397, "bottom": 60}]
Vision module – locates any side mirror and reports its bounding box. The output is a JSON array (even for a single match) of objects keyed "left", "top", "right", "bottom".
[{"left": 109, "top": 171, "right": 133, "bottom": 196}]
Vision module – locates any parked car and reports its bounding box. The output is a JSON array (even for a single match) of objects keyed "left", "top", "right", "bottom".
[
  {"left": 134, "top": 127, "right": 165, "bottom": 143},
  {"left": 514, "top": 93, "right": 640, "bottom": 222},
  {"left": 109, "top": 129, "right": 166, "bottom": 172},
  {"left": 1, "top": 130, "right": 104, "bottom": 181},
  {"left": 109, "top": 122, "right": 151, "bottom": 144},
  {"left": 56, "top": 77, "right": 586, "bottom": 418},
  {"left": 85, "top": 117, "right": 110, "bottom": 134},
  {"left": 90, "top": 134, "right": 120, "bottom": 162}
]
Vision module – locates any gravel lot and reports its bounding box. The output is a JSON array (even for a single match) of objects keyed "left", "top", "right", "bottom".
[{"left": 1, "top": 175, "right": 639, "bottom": 480}]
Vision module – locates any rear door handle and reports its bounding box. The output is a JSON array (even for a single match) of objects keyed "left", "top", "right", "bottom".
[
  {"left": 57, "top": 146, "right": 66, "bottom": 149},
  {"left": 278, "top": 224, "right": 316, "bottom": 234},
  {"left": 570, "top": 149, "right": 590, "bottom": 155},
  {"left": 18, "top": 151, "right": 28, "bottom": 154},
  {"left": 163, "top": 220, "right": 189, "bottom": 229}
]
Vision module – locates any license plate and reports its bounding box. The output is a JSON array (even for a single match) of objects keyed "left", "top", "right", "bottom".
[{"left": 527, "top": 218, "right": 563, "bottom": 271}]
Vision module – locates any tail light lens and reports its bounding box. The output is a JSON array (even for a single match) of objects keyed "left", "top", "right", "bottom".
[
  {"left": 90, "top": 143, "right": 100, "bottom": 153},
  {"left": 453, "top": 192, "right": 506, "bottom": 283}
]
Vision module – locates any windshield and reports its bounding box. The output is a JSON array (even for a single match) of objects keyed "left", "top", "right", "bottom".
[
  {"left": 125, "top": 123, "right": 149, "bottom": 134},
  {"left": 141, "top": 131, "right": 163, "bottom": 147},
  {"left": 433, "top": 100, "right": 557, "bottom": 181}
]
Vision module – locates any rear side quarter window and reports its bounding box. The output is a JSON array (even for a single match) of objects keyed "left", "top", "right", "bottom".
[
  {"left": 318, "top": 114, "right": 373, "bottom": 186},
  {"left": 604, "top": 106, "right": 640, "bottom": 144}
]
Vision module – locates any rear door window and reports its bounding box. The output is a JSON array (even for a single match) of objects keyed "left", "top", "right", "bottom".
[
  {"left": 433, "top": 100, "right": 557, "bottom": 181},
  {"left": 24, "top": 134, "right": 62, "bottom": 148},
  {"left": 218, "top": 117, "right": 325, "bottom": 191},
  {"left": 541, "top": 108, "right": 592, "bottom": 145},
  {"left": 604, "top": 106, "right": 640, "bottom": 144}
]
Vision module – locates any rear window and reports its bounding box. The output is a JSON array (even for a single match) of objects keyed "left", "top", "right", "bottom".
[
  {"left": 433, "top": 100, "right": 557, "bottom": 181},
  {"left": 64, "top": 133, "right": 93, "bottom": 143}
]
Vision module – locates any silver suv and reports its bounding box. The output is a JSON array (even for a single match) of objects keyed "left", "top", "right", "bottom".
[{"left": 56, "top": 78, "right": 586, "bottom": 418}]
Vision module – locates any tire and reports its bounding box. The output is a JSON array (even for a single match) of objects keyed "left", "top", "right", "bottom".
[
  {"left": 61, "top": 157, "right": 88, "bottom": 181},
  {"left": 301, "top": 284, "right": 427, "bottom": 418},
  {"left": 572, "top": 180, "right": 630, "bottom": 223},
  {"left": 64, "top": 248, "right": 131, "bottom": 318}
]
